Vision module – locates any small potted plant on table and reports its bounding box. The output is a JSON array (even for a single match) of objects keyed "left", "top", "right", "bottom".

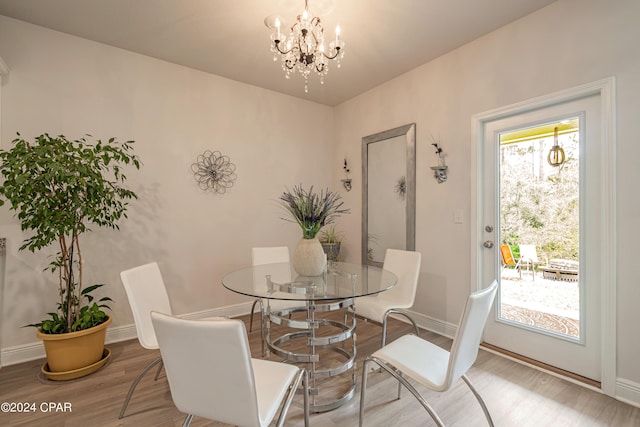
[
  {"left": 0, "top": 133, "right": 141, "bottom": 380},
  {"left": 319, "top": 225, "right": 344, "bottom": 262}
]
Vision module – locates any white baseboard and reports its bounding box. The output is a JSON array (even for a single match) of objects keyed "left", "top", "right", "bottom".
[
  {"left": 391, "top": 309, "right": 458, "bottom": 339},
  {"left": 394, "top": 310, "right": 640, "bottom": 409},
  {"left": 414, "top": 311, "right": 459, "bottom": 339},
  {"left": 0, "top": 302, "right": 253, "bottom": 368},
  {"left": 616, "top": 378, "right": 640, "bottom": 408},
  {"left": 4, "top": 303, "right": 639, "bottom": 410}
]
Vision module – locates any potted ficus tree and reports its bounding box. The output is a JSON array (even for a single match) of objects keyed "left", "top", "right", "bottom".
[{"left": 0, "top": 133, "right": 141, "bottom": 380}]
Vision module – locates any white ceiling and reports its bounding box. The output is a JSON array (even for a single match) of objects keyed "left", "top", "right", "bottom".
[{"left": 0, "top": 0, "right": 557, "bottom": 106}]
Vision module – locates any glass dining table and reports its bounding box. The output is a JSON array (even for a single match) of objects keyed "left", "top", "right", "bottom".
[{"left": 222, "top": 261, "right": 397, "bottom": 412}]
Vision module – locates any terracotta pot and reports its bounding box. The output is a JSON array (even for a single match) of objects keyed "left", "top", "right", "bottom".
[
  {"left": 37, "top": 315, "right": 112, "bottom": 373},
  {"left": 293, "top": 237, "right": 326, "bottom": 276}
]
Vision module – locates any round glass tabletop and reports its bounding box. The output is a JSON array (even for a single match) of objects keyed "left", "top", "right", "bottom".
[{"left": 222, "top": 262, "right": 397, "bottom": 301}]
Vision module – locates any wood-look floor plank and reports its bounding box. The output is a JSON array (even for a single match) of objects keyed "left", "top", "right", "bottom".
[{"left": 0, "top": 312, "right": 638, "bottom": 426}]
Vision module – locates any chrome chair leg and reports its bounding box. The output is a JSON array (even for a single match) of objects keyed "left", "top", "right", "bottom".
[
  {"left": 119, "top": 356, "right": 163, "bottom": 419},
  {"left": 260, "top": 303, "right": 266, "bottom": 357},
  {"left": 462, "top": 374, "right": 495, "bottom": 427},
  {"left": 275, "top": 368, "right": 309, "bottom": 427},
  {"left": 182, "top": 414, "right": 194, "bottom": 427},
  {"left": 249, "top": 298, "right": 266, "bottom": 356},
  {"left": 360, "top": 356, "right": 445, "bottom": 427},
  {"left": 153, "top": 360, "right": 164, "bottom": 381},
  {"left": 248, "top": 298, "right": 263, "bottom": 332},
  {"left": 381, "top": 309, "right": 420, "bottom": 347},
  {"left": 359, "top": 358, "right": 372, "bottom": 427}
]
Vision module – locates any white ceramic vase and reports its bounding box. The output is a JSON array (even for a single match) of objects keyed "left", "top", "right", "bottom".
[{"left": 292, "top": 237, "right": 327, "bottom": 276}]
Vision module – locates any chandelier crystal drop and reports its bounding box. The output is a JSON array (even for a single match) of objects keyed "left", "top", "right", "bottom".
[{"left": 269, "top": 0, "right": 345, "bottom": 93}]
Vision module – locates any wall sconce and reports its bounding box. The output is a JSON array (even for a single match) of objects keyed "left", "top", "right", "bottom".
[
  {"left": 341, "top": 158, "right": 352, "bottom": 191},
  {"left": 430, "top": 138, "right": 448, "bottom": 184}
]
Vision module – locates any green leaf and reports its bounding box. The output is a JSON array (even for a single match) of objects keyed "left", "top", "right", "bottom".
[{"left": 2, "top": 133, "right": 140, "bottom": 333}]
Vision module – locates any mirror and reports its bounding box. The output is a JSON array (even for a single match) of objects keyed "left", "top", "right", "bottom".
[{"left": 362, "top": 123, "right": 416, "bottom": 267}]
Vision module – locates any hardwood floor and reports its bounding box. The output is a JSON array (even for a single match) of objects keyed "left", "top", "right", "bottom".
[{"left": 1, "top": 312, "right": 638, "bottom": 427}]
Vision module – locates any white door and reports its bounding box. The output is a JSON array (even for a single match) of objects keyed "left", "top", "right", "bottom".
[{"left": 472, "top": 81, "right": 615, "bottom": 385}]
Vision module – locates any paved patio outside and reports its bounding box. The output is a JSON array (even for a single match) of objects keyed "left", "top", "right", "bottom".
[{"left": 499, "top": 267, "right": 580, "bottom": 337}]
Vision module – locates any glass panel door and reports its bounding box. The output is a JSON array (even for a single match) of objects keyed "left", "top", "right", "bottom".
[{"left": 498, "top": 119, "right": 581, "bottom": 340}]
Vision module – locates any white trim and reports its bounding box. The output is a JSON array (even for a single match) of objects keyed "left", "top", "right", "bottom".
[
  {"left": 3, "top": 301, "right": 638, "bottom": 409},
  {"left": 616, "top": 378, "right": 640, "bottom": 409},
  {"left": 179, "top": 302, "right": 249, "bottom": 321},
  {"left": 0, "top": 302, "right": 251, "bottom": 367},
  {"left": 470, "top": 77, "right": 617, "bottom": 397},
  {"left": 481, "top": 345, "right": 603, "bottom": 394},
  {"left": 390, "top": 310, "right": 458, "bottom": 340},
  {"left": 403, "top": 309, "right": 639, "bottom": 408}
]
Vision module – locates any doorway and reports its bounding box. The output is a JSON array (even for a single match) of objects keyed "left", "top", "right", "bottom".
[{"left": 471, "top": 79, "right": 616, "bottom": 392}]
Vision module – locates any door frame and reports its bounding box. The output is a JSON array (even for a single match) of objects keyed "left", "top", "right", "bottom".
[{"left": 470, "top": 77, "right": 616, "bottom": 395}]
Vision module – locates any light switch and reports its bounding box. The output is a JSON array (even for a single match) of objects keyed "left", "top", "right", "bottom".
[{"left": 454, "top": 208, "right": 464, "bottom": 224}]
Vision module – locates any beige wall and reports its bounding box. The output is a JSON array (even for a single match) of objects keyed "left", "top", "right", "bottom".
[
  {"left": 1, "top": 0, "right": 639, "bottom": 405},
  {"left": 332, "top": 0, "right": 640, "bottom": 395},
  {"left": 0, "top": 15, "right": 334, "bottom": 348}
]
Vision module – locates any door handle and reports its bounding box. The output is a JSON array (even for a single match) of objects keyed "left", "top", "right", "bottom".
[{"left": 483, "top": 240, "right": 494, "bottom": 249}]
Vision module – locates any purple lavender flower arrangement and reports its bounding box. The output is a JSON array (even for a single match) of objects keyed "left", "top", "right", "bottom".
[{"left": 279, "top": 185, "right": 350, "bottom": 239}]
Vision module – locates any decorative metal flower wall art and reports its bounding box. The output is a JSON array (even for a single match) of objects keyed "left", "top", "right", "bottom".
[
  {"left": 395, "top": 176, "right": 407, "bottom": 200},
  {"left": 191, "top": 150, "right": 237, "bottom": 194}
]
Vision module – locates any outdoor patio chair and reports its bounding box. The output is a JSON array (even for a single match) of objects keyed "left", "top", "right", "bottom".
[
  {"left": 499, "top": 244, "right": 522, "bottom": 278},
  {"left": 519, "top": 244, "right": 547, "bottom": 281}
]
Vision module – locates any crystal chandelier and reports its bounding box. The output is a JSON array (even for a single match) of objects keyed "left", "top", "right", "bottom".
[{"left": 268, "top": 0, "right": 345, "bottom": 93}]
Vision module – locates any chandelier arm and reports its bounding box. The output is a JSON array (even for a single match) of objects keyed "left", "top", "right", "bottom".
[
  {"left": 318, "top": 48, "right": 341, "bottom": 60},
  {"left": 274, "top": 40, "right": 297, "bottom": 55}
]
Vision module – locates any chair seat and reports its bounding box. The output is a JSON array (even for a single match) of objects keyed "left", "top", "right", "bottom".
[
  {"left": 252, "top": 359, "right": 301, "bottom": 426},
  {"left": 356, "top": 295, "right": 408, "bottom": 324},
  {"left": 372, "top": 334, "right": 450, "bottom": 391},
  {"left": 359, "top": 282, "right": 498, "bottom": 427}
]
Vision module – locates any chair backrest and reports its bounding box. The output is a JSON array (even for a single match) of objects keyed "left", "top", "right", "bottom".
[
  {"left": 252, "top": 246, "right": 292, "bottom": 286},
  {"left": 446, "top": 280, "right": 498, "bottom": 388},
  {"left": 519, "top": 244, "right": 539, "bottom": 263},
  {"left": 379, "top": 249, "right": 421, "bottom": 307},
  {"left": 499, "top": 244, "right": 516, "bottom": 266},
  {"left": 121, "top": 262, "right": 172, "bottom": 349},
  {"left": 151, "top": 312, "right": 261, "bottom": 427},
  {"left": 252, "top": 246, "right": 290, "bottom": 266}
]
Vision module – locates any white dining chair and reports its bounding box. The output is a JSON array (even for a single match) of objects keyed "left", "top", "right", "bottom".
[
  {"left": 249, "top": 246, "right": 303, "bottom": 356},
  {"left": 151, "top": 312, "right": 309, "bottom": 427},
  {"left": 119, "top": 261, "right": 222, "bottom": 418},
  {"left": 359, "top": 280, "right": 499, "bottom": 427},
  {"left": 118, "top": 262, "right": 170, "bottom": 418},
  {"left": 355, "top": 248, "right": 422, "bottom": 346}
]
